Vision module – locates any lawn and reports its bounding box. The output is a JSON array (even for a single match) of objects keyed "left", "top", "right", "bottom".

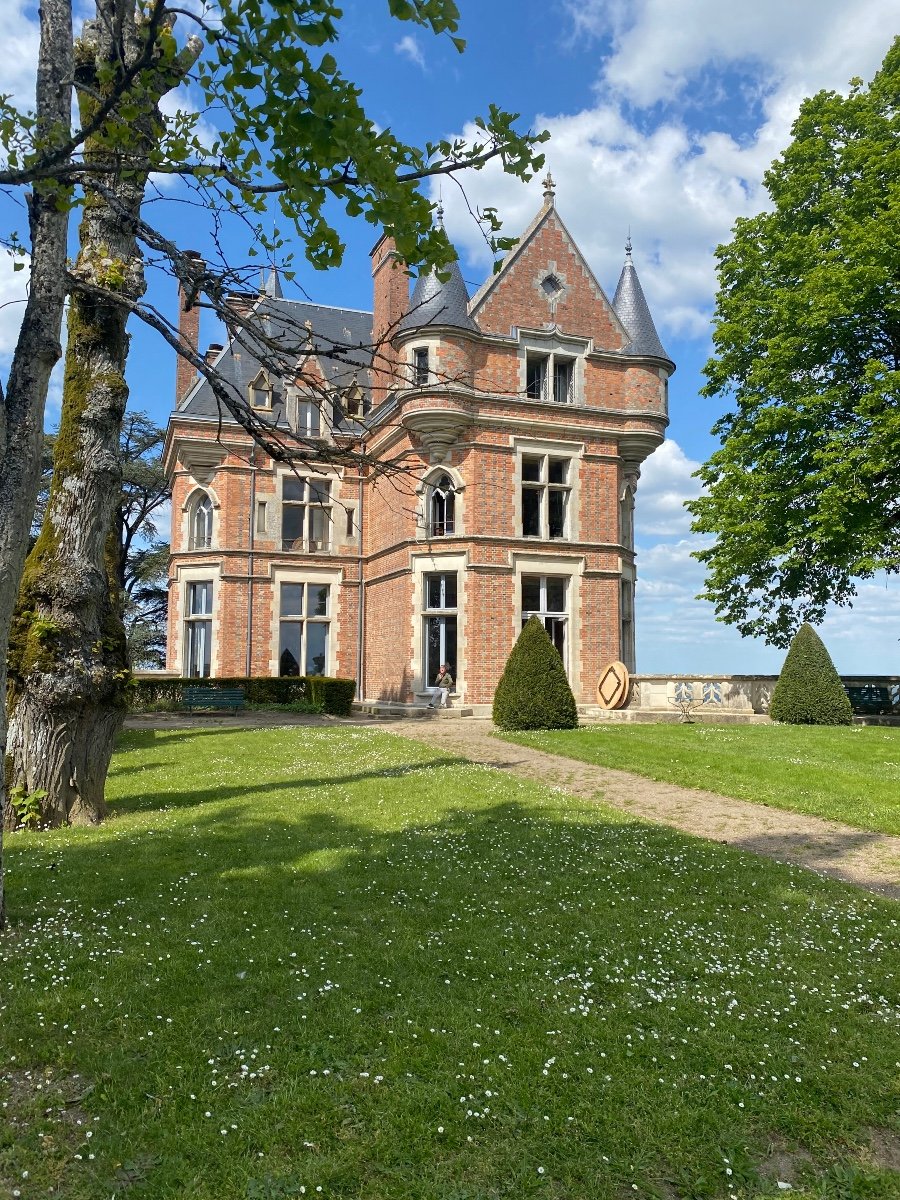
[
  {"left": 1, "top": 725, "right": 898, "bottom": 1199},
  {"left": 496, "top": 723, "right": 900, "bottom": 836}
]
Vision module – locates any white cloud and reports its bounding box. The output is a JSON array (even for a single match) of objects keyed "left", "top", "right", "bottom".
[
  {"left": 566, "top": 0, "right": 895, "bottom": 109},
  {"left": 635, "top": 439, "right": 703, "bottom": 537},
  {"left": 0, "top": 251, "right": 29, "bottom": 358},
  {"left": 0, "top": 1, "right": 40, "bottom": 113},
  {"left": 395, "top": 35, "right": 426, "bottom": 70},
  {"left": 442, "top": 6, "right": 895, "bottom": 342}
]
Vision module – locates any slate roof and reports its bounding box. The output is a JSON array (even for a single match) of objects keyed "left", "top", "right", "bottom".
[
  {"left": 611, "top": 245, "right": 673, "bottom": 366},
  {"left": 177, "top": 296, "right": 374, "bottom": 431},
  {"left": 397, "top": 257, "right": 479, "bottom": 334}
]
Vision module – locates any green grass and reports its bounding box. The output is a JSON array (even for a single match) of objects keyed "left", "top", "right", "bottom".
[
  {"left": 497, "top": 723, "right": 900, "bottom": 836},
  {"left": 1, "top": 726, "right": 898, "bottom": 1199}
]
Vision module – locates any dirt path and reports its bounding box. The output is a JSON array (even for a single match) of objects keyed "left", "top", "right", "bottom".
[
  {"left": 124, "top": 712, "right": 899, "bottom": 900},
  {"left": 371, "top": 718, "right": 900, "bottom": 901}
]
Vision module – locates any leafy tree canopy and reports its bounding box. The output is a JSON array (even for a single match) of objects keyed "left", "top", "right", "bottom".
[
  {"left": 0, "top": 0, "right": 547, "bottom": 280},
  {"left": 688, "top": 38, "right": 900, "bottom": 647}
]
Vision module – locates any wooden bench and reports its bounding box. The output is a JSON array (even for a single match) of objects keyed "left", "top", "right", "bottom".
[
  {"left": 845, "top": 685, "right": 891, "bottom": 715},
  {"left": 182, "top": 686, "right": 246, "bottom": 712}
]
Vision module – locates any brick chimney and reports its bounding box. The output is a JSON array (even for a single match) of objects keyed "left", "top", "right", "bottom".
[
  {"left": 175, "top": 250, "right": 203, "bottom": 403},
  {"left": 370, "top": 234, "right": 407, "bottom": 405}
]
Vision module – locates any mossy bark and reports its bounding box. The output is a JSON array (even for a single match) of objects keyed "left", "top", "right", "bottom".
[{"left": 5, "top": 8, "right": 198, "bottom": 831}]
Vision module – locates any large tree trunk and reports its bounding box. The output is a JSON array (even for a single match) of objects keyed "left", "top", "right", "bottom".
[
  {"left": 0, "top": 0, "right": 74, "bottom": 923},
  {"left": 6, "top": 4, "right": 197, "bottom": 832}
]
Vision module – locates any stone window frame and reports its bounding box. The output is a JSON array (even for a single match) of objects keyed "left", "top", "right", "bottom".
[
  {"left": 267, "top": 563, "right": 343, "bottom": 678},
  {"left": 405, "top": 337, "right": 438, "bottom": 388},
  {"left": 175, "top": 562, "right": 222, "bottom": 678},
  {"left": 415, "top": 465, "right": 465, "bottom": 541},
  {"left": 249, "top": 370, "right": 273, "bottom": 410},
  {"left": 285, "top": 388, "right": 328, "bottom": 441},
  {"left": 512, "top": 435, "right": 584, "bottom": 543},
  {"left": 278, "top": 469, "right": 335, "bottom": 554},
  {"left": 511, "top": 550, "right": 584, "bottom": 685},
  {"left": 517, "top": 329, "right": 588, "bottom": 406},
  {"left": 181, "top": 485, "right": 220, "bottom": 552},
  {"left": 421, "top": 570, "right": 458, "bottom": 691},
  {"left": 411, "top": 550, "right": 467, "bottom": 697}
]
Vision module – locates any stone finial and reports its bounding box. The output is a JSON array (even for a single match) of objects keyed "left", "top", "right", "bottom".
[
  {"left": 542, "top": 172, "right": 556, "bottom": 204},
  {"left": 625, "top": 232, "right": 633, "bottom": 260},
  {"left": 436, "top": 200, "right": 445, "bottom": 227}
]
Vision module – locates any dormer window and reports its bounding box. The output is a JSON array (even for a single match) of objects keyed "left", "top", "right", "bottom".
[
  {"left": 296, "top": 398, "right": 321, "bottom": 438},
  {"left": 413, "top": 347, "right": 429, "bottom": 387},
  {"left": 344, "top": 383, "right": 363, "bottom": 419},
  {"left": 250, "top": 372, "right": 272, "bottom": 410}
]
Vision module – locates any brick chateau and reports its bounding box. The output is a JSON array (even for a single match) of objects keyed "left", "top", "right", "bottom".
[{"left": 164, "top": 179, "right": 673, "bottom": 711}]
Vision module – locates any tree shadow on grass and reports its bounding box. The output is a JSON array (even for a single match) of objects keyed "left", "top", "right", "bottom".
[
  {"left": 731, "top": 828, "right": 900, "bottom": 900},
  {"left": 106, "top": 756, "right": 464, "bottom": 817},
  {"left": 5, "top": 776, "right": 899, "bottom": 1200}
]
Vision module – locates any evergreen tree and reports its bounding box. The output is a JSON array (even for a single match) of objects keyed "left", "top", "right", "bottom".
[
  {"left": 769, "top": 623, "right": 853, "bottom": 725},
  {"left": 493, "top": 617, "right": 578, "bottom": 731}
]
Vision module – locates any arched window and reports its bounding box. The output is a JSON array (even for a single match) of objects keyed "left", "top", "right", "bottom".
[
  {"left": 191, "top": 493, "right": 213, "bottom": 549},
  {"left": 428, "top": 474, "right": 455, "bottom": 537}
]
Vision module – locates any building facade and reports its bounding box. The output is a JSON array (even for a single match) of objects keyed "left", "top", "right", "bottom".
[{"left": 164, "top": 181, "right": 673, "bottom": 710}]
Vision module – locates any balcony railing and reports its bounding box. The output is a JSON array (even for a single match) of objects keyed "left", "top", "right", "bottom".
[
  {"left": 281, "top": 537, "right": 331, "bottom": 553},
  {"left": 426, "top": 520, "right": 455, "bottom": 538}
]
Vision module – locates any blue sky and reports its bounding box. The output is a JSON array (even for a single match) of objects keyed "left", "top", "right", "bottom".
[{"left": 1, "top": 0, "right": 898, "bottom": 674}]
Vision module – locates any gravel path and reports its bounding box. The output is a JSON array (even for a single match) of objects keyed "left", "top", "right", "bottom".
[
  {"left": 124, "top": 712, "right": 899, "bottom": 900},
  {"left": 370, "top": 718, "right": 900, "bottom": 901}
]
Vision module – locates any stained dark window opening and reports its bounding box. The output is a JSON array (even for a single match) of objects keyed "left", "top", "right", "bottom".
[
  {"left": 541, "top": 274, "right": 562, "bottom": 297},
  {"left": 548, "top": 489, "right": 566, "bottom": 538},
  {"left": 521, "top": 455, "right": 541, "bottom": 482},
  {"left": 553, "top": 358, "right": 573, "bottom": 403},
  {"left": 522, "top": 488, "right": 541, "bottom": 537},
  {"left": 414, "top": 347, "right": 429, "bottom": 386},
  {"left": 525, "top": 354, "right": 547, "bottom": 399}
]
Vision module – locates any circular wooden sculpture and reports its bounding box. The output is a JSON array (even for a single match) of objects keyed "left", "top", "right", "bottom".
[{"left": 597, "top": 660, "right": 630, "bottom": 710}]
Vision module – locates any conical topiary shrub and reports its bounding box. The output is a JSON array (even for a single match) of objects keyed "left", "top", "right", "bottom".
[
  {"left": 769, "top": 622, "right": 853, "bottom": 725},
  {"left": 492, "top": 616, "right": 578, "bottom": 731}
]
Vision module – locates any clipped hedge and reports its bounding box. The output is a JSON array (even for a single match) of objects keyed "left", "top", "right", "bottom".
[
  {"left": 493, "top": 616, "right": 578, "bottom": 731},
  {"left": 131, "top": 675, "right": 356, "bottom": 716},
  {"left": 306, "top": 675, "right": 357, "bottom": 717},
  {"left": 769, "top": 623, "right": 853, "bottom": 726}
]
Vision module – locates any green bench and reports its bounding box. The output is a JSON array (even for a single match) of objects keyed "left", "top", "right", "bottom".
[
  {"left": 845, "top": 685, "right": 892, "bottom": 715},
  {"left": 182, "top": 686, "right": 246, "bottom": 712}
]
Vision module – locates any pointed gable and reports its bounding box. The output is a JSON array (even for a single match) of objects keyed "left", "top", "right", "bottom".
[{"left": 470, "top": 198, "right": 628, "bottom": 353}]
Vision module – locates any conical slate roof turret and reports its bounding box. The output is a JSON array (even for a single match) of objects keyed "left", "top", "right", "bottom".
[
  {"left": 262, "top": 267, "right": 283, "bottom": 299},
  {"left": 398, "top": 209, "right": 479, "bottom": 334},
  {"left": 612, "top": 238, "right": 672, "bottom": 366}
]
